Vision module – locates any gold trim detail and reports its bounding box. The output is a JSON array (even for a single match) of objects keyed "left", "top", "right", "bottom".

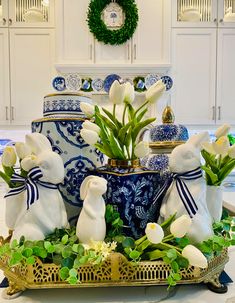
[
  {"left": 149, "top": 141, "right": 185, "bottom": 149},
  {"left": 162, "top": 105, "right": 175, "bottom": 124},
  {"left": 44, "top": 92, "right": 90, "bottom": 98},
  {"left": 108, "top": 159, "right": 141, "bottom": 168},
  {"left": 32, "top": 117, "right": 86, "bottom": 123}
]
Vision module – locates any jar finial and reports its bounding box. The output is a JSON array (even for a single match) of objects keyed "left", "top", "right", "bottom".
[{"left": 162, "top": 106, "right": 175, "bottom": 124}]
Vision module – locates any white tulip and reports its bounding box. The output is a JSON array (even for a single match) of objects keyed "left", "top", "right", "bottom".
[
  {"left": 145, "top": 80, "right": 166, "bottom": 104},
  {"left": 215, "top": 124, "right": 231, "bottom": 139},
  {"left": 82, "top": 120, "right": 100, "bottom": 134},
  {"left": 134, "top": 141, "right": 150, "bottom": 158},
  {"left": 201, "top": 142, "right": 216, "bottom": 155},
  {"left": 21, "top": 155, "right": 38, "bottom": 172},
  {"left": 124, "top": 82, "right": 135, "bottom": 104},
  {"left": 182, "top": 245, "right": 208, "bottom": 268},
  {"left": 1, "top": 147, "right": 17, "bottom": 167},
  {"left": 212, "top": 136, "right": 230, "bottom": 156},
  {"left": 170, "top": 215, "right": 192, "bottom": 238},
  {"left": 109, "top": 80, "right": 126, "bottom": 105},
  {"left": 15, "top": 142, "right": 31, "bottom": 160},
  {"left": 80, "top": 129, "right": 99, "bottom": 146},
  {"left": 145, "top": 223, "right": 164, "bottom": 244},
  {"left": 228, "top": 144, "right": 235, "bottom": 159},
  {"left": 80, "top": 102, "right": 95, "bottom": 117}
]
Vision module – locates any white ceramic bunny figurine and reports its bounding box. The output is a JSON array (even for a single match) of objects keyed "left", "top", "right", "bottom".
[
  {"left": 76, "top": 176, "right": 107, "bottom": 244},
  {"left": 5, "top": 133, "right": 69, "bottom": 241},
  {"left": 159, "top": 132, "right": 214, "bottom": 243}
]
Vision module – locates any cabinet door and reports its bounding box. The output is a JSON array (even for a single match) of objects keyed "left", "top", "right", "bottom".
[
  {"left": 8, "top": 0, "right": 54, "bottom": 28},
  {"left": 56, "top": 0, "right": 94, "bottom": 63},
  {"left": 218, "top": 0, "right": 235, "bottom": 28},
  {"left": 95, "top": 41, "right": 131, "bottom": 64},
  {"left": 132, "top": 0, "right": 171, "bottom": 64},
  {"left": 216, "top": 29, "right": 235, "bottom": 125},
  {"left": 0, "top": 28, "right": 10, "bottom": 125},
  {"left": 9, "top": 29, "right": 55, "bottom": 125},
  {"left": 171, "top": 28, "right": 217, "bottom": 125},
  {"left": 0, "top": 0, "right": 8, "bottom": 27}
]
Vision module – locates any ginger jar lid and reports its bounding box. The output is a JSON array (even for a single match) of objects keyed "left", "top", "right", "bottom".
[{"left": 149, "top": 106, "right": 189, "bottom": 149}]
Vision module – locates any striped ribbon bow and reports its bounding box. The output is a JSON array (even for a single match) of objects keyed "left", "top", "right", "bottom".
[
  {"left": 153, "top": 167, "right": 203, "bottom": 218},
  {"left": 4, "top": 167, "right": 58, "bottom": 210}
]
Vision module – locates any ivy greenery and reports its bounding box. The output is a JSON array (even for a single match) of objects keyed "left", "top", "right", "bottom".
[{"left": 87, "top": 0, "right": 138, "bottom": 45}]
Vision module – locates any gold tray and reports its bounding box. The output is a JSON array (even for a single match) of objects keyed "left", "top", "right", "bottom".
[{"left": 0, "top": 249, "right": 229, "bottom": 298}]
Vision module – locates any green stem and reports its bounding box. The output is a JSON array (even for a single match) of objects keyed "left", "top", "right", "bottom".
[
  {"left": 153, "top": 242, "right": 182, "bottom": 254},
  {"left": 125, "top": 145, "right": 131, "bottom": 160},
  {"left": 162, "top": 235, "right": 175, "bottom": 243},
  {"left": 135, "top": 235, "right": 147, "bottom": 246},
  {"left": 0, "top": 171, "right": 11, "bottom": 187},
  {"left": 122, "top": 103, "right": 128, "bottom": 125},
  {"left": 113, "top": 104, "right": 116, "bottom": 119},
  {"left": 134, "top": 99, "right": 149, "bottom": 116}
]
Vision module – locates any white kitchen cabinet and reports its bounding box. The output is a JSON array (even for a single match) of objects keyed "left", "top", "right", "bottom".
[
  {"left": 171, "top": 28, "right": 217, "bottom": 125},
  {"left": 56, "top": 0, "right": 171, "bottom": 65}
]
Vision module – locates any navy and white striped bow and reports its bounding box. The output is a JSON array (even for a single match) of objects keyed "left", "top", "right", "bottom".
[
  {"left": 153, "top": 167, "right": 203, "bottom": 218},
  {"left": 4, "top": 167, "right": 58, "bottom": 210}
]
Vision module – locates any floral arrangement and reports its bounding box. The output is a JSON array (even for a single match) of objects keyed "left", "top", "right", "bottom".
[
  {"left": 80, "top": 80, "right": 166, "bottom": 160},
  {"left": 201, "top": 124, "right": 235, "bottom": 186}
]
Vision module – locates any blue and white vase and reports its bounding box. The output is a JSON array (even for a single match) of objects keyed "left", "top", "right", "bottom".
[
  {"left": 32, "top": 117, "right": 104, "bottom": 226},
  {"left": 91, "top": 159, "right": 163, "bottom": 239}
]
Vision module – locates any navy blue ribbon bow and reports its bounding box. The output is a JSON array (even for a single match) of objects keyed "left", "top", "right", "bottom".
[
  {"left": 153, "top": 167, "right": 203, "bottom": 218},
  {"left": 5, "top": 167, "right": 58, "bottom": 209}
]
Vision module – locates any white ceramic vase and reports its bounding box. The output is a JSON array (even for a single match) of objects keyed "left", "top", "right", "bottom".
[{"left": 206, "top": 185, "right": 223, "bottom": 222}]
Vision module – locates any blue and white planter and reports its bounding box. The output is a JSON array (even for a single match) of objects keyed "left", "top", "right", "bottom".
[{"left": 32, "top": 117, "right": 104, "bottom": 226}]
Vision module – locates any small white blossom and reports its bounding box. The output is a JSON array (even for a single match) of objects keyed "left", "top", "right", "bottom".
[
  {"left": 109, "top": 80, "right": 126, "bottom": 105},
  {"left": 170, "top": 215, "right": 192, "bottom": 238},
  {"left": 1, "top": 147, "right": 17, "bottom": 167},
  {"left": 82, "top": 120, "right": 100, "bottom": 134},
  {"left": 215, "top": 124, "right": 231, "bottom": 139},
  {"left": 145, "top": 223, "right": 164, "bottom": 244},
  {"left": 145, "top": 80, "right": 166, "bottom": 104},
  {"left": 124, "top": 82, "right": 135, "bottom": 104},
  {"left": 182, "top": 245, "right": 208, "bottom": 268},
  {"left": 80, "top": 102, "right": 95, "bottom": 117},
  {"left": 80, "top": 129, "right": 99, "bottom": 145}
]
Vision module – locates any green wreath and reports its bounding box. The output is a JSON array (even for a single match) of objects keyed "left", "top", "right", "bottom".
[{"left": 87, "top": 0, "right": 138, "bottom": 45}]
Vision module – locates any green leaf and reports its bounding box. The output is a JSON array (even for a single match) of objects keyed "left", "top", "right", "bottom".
[
  {"left": 62, "top": 246, "right": 73, "bottom": 258},
  {"left": 22, "top": 248, "right": 33, "bottom": 258},
  {"left": 201, "top": 165, "right": 218, "bottom": 185},
  {"left": 171, "top": 261, "right": 179, "bottom": 272},
  {"left": 61, "top": 235, "right": 69, "bottom": 245},
  {"left": 69, "top": 268, "right": 78, "bottom": 277},
  {"left": 10, "top": 239, "right": 18, "bottom": 249},
  {"left": 67, "top": 276, "right": 78, "bottom": 285},
  {"left": 129, "top": 250, "right": 141, "bottom": 260},
  {"left": 172, "top": 272, "right": 181, "bottom": 281},
  {"left": 160, "top": 213, "right": 176, "bottom": 229},
  {"left": 147, "top": 249, "right": 166, "bottom": 261},
  {"left": 132, "top": 118, "right": 156, "bottom": 142},
  {"left": 109, "top": 132, "right": 125, "bottom": 159},
  {"left": 96, "top": 112, "right": 118, "bottom": 134},
  {"left": 59, "top": 267, "right": 70, "bottom": 281},
  {"left": 9, "top": 252, "right": 23, "bottom": 266},
  {"left": 61, "top": 257, "right": 74, "bottom": 269},
  {"left": 218, "top": 159, "right": 235, "bottom": 183},
  {"left": 122, "top": 237, "right": 135, "bottom": 248},
  {"left": 177, "top": 256, "right": 189, "bottom": 268},
  {"left": 26, "top": 256, "right": 36, "bottom": 265},
  {"left": 102, "top": 107, "right": 122, "bottom": 129},
  {"left": 166, "top": 249, "right": 177, "bottom": 261},
  {"left": 136, "top": 108, "right": 148, "bottom": 123},
  {"left": 78, "top": 255, "right": 89, "bottom": 265},
  {"left": 72, "top": 244, "right": 85, "bottom": 256}
]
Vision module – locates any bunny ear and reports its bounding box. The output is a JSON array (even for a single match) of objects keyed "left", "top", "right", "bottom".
[
  {"left": 26, "top": 133, "right": 52, "bottom": 155},
  {"left": 80, "top": 176, "right": 96, "bottom": 200},
  {"left": 187, "top": 131, "right": 210, "bottom": 150}
]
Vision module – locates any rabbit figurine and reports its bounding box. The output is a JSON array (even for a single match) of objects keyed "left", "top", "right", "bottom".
[
  {"left": 5, "top": 133, "right": 69, "bottom": 241},
  {"left": 159, "top": 132, "right": 214, "bottom": 243},
  {"left": 76, "top": 176, "right": 107, "bottom": 244}
]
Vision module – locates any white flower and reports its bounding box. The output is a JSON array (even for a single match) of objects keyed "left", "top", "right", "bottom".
[
  {"left": 182, "top": 245, "right": 208, "bottom": 268},
  {"left": 21, "top": 155, "right": 38, "bottom": 171},
  {"left": 82, "top": 120, "right": 100, "bottom": 134},
  {"left": 170, "top": 215, "right": 192, "bottom": 238},
  {"left": 1, "top": 147, "right": 17, "bottom": 167},
  {"left": 201, "top": 136, "right": 230, "bottom": 157},
  {"left": 228, "top": 144, "right": 235, "bottom": 159},
  {"left": 80, "top": 129, "right": 99, "bottom": 145},
  {"left": 134, "top": 141, "right": 150, "bottom": 158},
  {"left": 109, "top": 80, "right": 126, "bottom": 105},
  {"left": 145, "top": 80, "right": 166, "bottom": 104},
  {"left": 145, "top": 223, "right": 164, "bottom": 244},
  {"left": 124, "top": 82, "right": 135, "bottom": 104},
  {"left": 15, "top": 142, "right": 31, "bottom": 160},
  {"left": 80, "top": 102, "right": 95, "bottom": 117},
  {"left": 215, "top": 124, "right": 231, "bottom": 139}
]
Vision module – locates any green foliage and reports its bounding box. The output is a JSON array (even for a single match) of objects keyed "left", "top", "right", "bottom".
[{"left": 87, "top": 0, "right": 138, "bottom": 45}]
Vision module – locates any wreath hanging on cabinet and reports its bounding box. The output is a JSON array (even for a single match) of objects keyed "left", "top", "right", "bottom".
[{"left": 87, "top": 0, "right": 138, "bottom": 45}]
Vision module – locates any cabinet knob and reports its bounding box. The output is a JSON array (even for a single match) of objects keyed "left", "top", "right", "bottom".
[
  {"left": 11, "top": 106, "right": 14, "bottom": 121},
  {"left": 219, "top": 19, "right": 224, "bottom": 23},
  {"left": 2, "top": 18, "right": 6, "bottom": 25},
  {"left": 9, "top": 18, "right": 12, "bottom": 26},
  {"left": 213, "top": 18, "right": 217, "bottom": 23},
  {"left": 5, "top": 106, "right": 9, "bottom": 121},
  {"left": 212, "top": 106, "right": 215, "bottom": 121},
  {"left": 218, "top": 106, "right": 221, "bottom": 120}
]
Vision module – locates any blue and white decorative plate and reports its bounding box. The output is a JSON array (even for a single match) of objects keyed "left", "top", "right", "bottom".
[
  {"left": 103, "top": 74, "right": 121, "bottom": 93},
  {"left": 91, "top": 78, "right": 104, "bottom": 92},
  {"left": 65, "top": 73, "right": 82, "bottom": 91},
  {"left": 52, "top": 76, "right": 66, "bottom": 91},
  {"left": 161, "top": 76, "right": 173, "bottom": 91},
  {"left": 144, "top": 74, "right": 160, "bottom": 89},
  {"left": 0, "top": 139, "right": 13, "bottom": 155},
  {"left": 81, "top": 78, "right": 92, "bottom": 92}
]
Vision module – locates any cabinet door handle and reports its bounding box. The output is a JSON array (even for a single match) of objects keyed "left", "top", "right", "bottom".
[
  {"left": 9, "top": 18, "right": 12, "bottom": 26},
  {"left": 5, "top": 106, "right": 9, "bottom": 121},
  {"left": 2, "top": 18, "right": 6, "bottom": 25},
  {"left": 219, "top": 19, "right": 224, "bottom": 23},
  {"left": 90, "top": 44, "right": 93, "bottom": 60},
  {"left": 218, "top": 106, "right": 221, "bottom": 120},
  {"left": 134, "top": 44, "right": 137, "bottom": 60},
  {"left": 11, "top": 106, "right": 14, "bottom": 121},
  {"left": 213, "top": 18, "right": 217, "bottom": 23},
  {"left": 212, "top": 106, "right": 215, "bottom": 121}
]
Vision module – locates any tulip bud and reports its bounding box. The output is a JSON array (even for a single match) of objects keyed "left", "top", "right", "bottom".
[
  {"left": 80, "top": 102, "right": 95, "bottom": 117},
  {"left": 228, "top": 144, "right": 235, "bottom": 159},
  {"left": 21, "top": 155, "right": 38, "bottom": 172},
  {"left": 15, "top": 142, "right": 31, "bottom": 160},
  {"left": 212, "top": 136, "right": 230, "bottom": 156},
  {"left": 1, "top": 147, "right": 17, "bottom": 167},
  {"left": 80, "top": 129, "right": 99, "bottom": 145},
  {"left": 215, "top": 124, "right": 231, "bottom": 139},
  {"left": 145, "top": 80, "right": 166, "bottom": 104},
  {"left": 134, "top": 141, "right": 150, "bottom": 158},
  {"left": 124, "top": 82, "right": 135, "bottom": 104},
  {"left": 109, "top": 80, "right": 126, "bottom": 105},
  {"left": 82, "top": 120, "right": 100, "bottom": 134},
  {"left": 182, "top": 245, "right": 208, "bottom": 268},
  {"left": 145, "top": 223, "right": 164, "bottom": 244},
  {"left": 170, "top": 215, "right": 192, "bottom": 238}
]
